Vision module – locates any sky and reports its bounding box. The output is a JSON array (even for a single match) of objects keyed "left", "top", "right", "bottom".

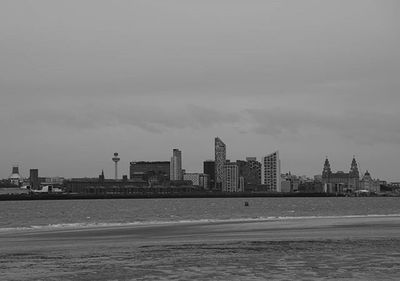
[{"left": 1, "top": 0, "right": 399, "bottom": 181}]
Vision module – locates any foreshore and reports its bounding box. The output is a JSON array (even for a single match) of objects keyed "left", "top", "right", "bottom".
[{"left": 2, "top": 215, "right": 400, "bottom": 280}]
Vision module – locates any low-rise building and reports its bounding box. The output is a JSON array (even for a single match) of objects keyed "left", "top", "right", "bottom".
[
  {"left": 130, "top": 161, "right": 170, "bottom": 184},
  {"left": 360, "top": 171, "right": 380, "bottom": 193},
  {"left": 183, "top": 173, "right": 209, "bottom": 190}
]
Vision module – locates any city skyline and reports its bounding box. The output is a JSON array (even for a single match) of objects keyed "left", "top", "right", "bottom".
[
  {"left": 1, "top": 1, "right": 399, "bottom": 181},
  {"left": 2, "top": 142, "right": 393, "bottom": 184}
]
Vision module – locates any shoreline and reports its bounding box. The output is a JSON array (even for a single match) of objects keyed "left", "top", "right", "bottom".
[{"left": 1, "top": 191, "right": 395, "bottom": 201}]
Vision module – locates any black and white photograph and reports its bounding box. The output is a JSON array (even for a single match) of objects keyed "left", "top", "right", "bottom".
[{"left": 1, "top": 1, "right": 399, "bottom": 280}]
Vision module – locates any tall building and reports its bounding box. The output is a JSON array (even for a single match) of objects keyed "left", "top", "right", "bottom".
[
  {"left": 214, "top": 137, "right": 226, "bottom": 191},
  {"left": 223, "top": 161, "right": 243, "bottom": 192},
  {"left": 112, "top": 152, "right": 120, "bottom": 180},
  {"left": 321, "top": 157, "right": 360, "bottom": 193},
  {"left": 203, "top": 160, "right": 215, "bottom": 189},
  {"left": 29, "top": 169, "right": 39, "bottom": 190},
  {"left": 237, "top": 158, "right": 262, "bottom": 189},
  {"left": 170, "top": 149, "right": 183, "bottom": 180},
  {"left": 262, "top": 151, "right": 281, "bottom": 192}
]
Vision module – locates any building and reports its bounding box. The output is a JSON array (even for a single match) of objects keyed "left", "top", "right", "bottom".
[
  {"left": 314, "top": 174, "right": 323, "bottom": 182},
  {"left": 214, "top": 137, "right": 226, "bottom": 191},
  {"left": 203, "top": 160, "right": 215, "bottom": 189},
  {"left": 65, "top": 172, "right": 153, "bottom": 194},
  {"left": 262, "top": 151, "right": 281, "bottom": 192},
  {"left": 322, "top": 157, "right": 360, "bottom": 193},
  {"left": 29, "top": 169, "right": 39, "bottom": 190},
  {"left": 360, "top": 170, "right": 380, "bottom": 193},
  {"left": 183, "top": 173, "right": 209, "bottom": 189},
  {"left": 40, "top": 177, "right": 65, "bottom": 185},
  {"left": 130, "top": 161, "right": 170, "bottom": 184},
  {"left": 281, "top": 172, "right": 300, "bottom": 193},
  {"left": 170, "top": 149, "right": 183, "bottom": 181},
  {"left": 237, "top": 158, "right": 262, "bottom": 191},
  {"left": 280, "top": 179, "right": 291, "bottom": 193},
  {"left": 298, "top": 181, "right": 324, "bottom": 193},
  {"left": 9, "top": 166, "right": 21, "bottom": 186},
  {"left": 223, "top": 161, "right": 243, "bottom": 192}
]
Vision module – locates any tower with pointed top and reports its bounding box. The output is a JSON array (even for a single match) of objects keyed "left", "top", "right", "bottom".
[
  {"left": 348, "top": 156, "right": 360, "bottom": 190},
  {"left": 322, "top": 158, "right": 332, "bottom": 178},
  {"left": 349, "top": 157, "right": 359, "bottom": 178}
]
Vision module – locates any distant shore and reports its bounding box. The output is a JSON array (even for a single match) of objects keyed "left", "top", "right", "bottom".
[{"left": 1, "top": 191, "right": 397, "bottom": 201}]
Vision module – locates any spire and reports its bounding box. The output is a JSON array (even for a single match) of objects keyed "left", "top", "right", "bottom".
[
  {"left": 350, "top": 156, "right": 359, "bottom": 178},
  {"left": 322, "top": 157, "right": 331, "bottom": 178}
]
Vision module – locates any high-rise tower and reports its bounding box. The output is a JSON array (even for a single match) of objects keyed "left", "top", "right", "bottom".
[
  {"left": 112, "top": 152, "right": 120, "bottom": 180},
  {"left": 262, "top": 151, "right": 281, "bottom": 192},
  {"left": 214, "top": 137, "right": 226, "bottom": 191},
  {"left": 203, "top": 160, "right": 215, "bottom": 189},
  {"left": 170, "top": 149, "right": 183, "bottom": 180}
]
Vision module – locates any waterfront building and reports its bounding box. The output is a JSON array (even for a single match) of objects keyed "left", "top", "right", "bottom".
[
  {"left": 262, "top": 151, "right": 281, "bottom": 192},
  {"left": 214, "top": 137, "right": 226, "bottom": 191},
  {"left": 130, "top": 161, "right": 170, "bottom": 183},
  {"left": 203, "top": 160, "right": 215, "bottom": 189},
  {"left": 29, "top": 169, "right": 39, "bottom": 190},
  {"left": 183, "top": 173, "right": 209, "bottom": 189},
  {"left": 281, "top": 172, "right": 300, "bottom": 193},
  {"left": 9, "top": 166, "right": 21, "bottom": 186},
  {"left": 298, "top": 181, "right": 324, "bottom": 193},
  {"left": 237, "top": 158, "right": 262, "bottom": 191},
  {"left": 223, "top": 161, "right": 243, "bottom": 192},
  {"left": 321, "top": 157, "right": 360, "bottom": 193},
  {"left": 314, "top": 174, "right": 323, "bottom": 182},
  {"left": 360, "top": 170, "right": 380, "bottom": 193},
  {"left": 170, "top": 149, "right": 183, "bottom": 181},
  {"left": 280, "top": 178, "right": 291, "bottom": 193}
]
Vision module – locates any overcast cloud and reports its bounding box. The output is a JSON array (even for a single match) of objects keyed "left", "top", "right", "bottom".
[{"left": 1, "top": 0, "right": 399, "bottom": 180}]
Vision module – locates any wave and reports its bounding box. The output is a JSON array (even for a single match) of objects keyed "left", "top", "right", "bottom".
[{"left": 1, "top": 214, "right": 400, "bottom": 233}]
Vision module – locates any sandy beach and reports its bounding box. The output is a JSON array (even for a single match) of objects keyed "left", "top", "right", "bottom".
[{"left": 1, "top": 215, "right": 400, "bottom": 280}]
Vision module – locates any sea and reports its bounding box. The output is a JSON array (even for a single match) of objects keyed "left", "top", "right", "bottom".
[{"left": 1, "top": 197, "right": 400, "bottom": 280}]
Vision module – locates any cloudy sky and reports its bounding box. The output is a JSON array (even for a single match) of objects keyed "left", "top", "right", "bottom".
[{"left": 1, "top": 0, "right": 399, "bottom": 181}]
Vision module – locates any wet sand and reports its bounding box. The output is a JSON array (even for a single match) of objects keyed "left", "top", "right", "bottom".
[{"left": 1, "top": 216, "right": 400, "bottom": 280}]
